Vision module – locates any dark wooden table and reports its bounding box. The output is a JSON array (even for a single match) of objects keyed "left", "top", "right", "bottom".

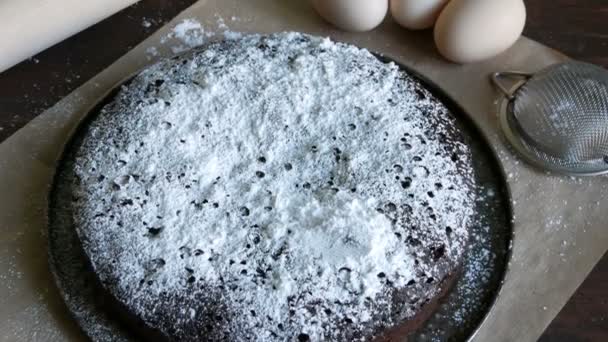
[{"left": 0, "top": 1, "right": 606, "bottom": 341}]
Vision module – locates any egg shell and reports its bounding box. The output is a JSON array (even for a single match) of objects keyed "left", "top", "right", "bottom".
[
  {"left": 312, "top": 0, "right": 389, "bottom": 32},
  {"left": 434, "top": 0, "right": 527, "bottom": 63},
  {"left": 390, "top": 0, "right": 449, "bottom": 30}
]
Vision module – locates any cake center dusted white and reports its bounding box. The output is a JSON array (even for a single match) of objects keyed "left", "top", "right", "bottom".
[{"left": 66, "top": 32, "right": 476, "bottom": 340}]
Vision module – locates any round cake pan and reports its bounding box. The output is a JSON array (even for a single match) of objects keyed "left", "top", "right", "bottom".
[{"left": 48, "top": 47, "right": 513, "bottom": 342}]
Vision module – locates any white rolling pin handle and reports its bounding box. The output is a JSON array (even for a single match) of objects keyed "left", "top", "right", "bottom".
[{"left": 0, "top": 0, "right": 140, "bottom": 73}]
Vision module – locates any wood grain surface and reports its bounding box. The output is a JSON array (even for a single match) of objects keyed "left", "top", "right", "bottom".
[{"left": 0, "top": 0, "right": 606, "bottom": 341}]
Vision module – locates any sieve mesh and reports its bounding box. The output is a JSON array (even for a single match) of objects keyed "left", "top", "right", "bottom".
[{"left": 493, "top": 61, "right": 608, "bottom": 176}]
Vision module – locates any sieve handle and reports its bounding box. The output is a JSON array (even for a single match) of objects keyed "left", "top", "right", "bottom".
[{"left": 491, "top": 71, "right": 532, "bottom": 100}]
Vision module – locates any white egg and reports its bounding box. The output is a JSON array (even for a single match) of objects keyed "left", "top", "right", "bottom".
[
  {"left": 312, "top": 0, "right": 389, "bottom": 32},
  {"left": 390, "top": 0, "right": 449, "bottom": 30},
  {"left": 434, "top": 0, "right": 526, "bottom": 63}
]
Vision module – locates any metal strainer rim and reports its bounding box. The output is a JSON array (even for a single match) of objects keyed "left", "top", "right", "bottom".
[{"left": 494, "top": 69, "right": 608, "bottom": 177}]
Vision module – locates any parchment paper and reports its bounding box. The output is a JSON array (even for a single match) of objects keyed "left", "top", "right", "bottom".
[{"left": 1, "top": 1, "right": 606, "bottom": 341}]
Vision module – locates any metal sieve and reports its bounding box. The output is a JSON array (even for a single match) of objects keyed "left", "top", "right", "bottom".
[{"left": 491, "top": 61, "right": 608, "bottom": 176}]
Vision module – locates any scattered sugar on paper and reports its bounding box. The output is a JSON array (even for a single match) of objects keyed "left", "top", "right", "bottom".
[{"left": 145, "top": 46, "right": 159, "bottom": 61}]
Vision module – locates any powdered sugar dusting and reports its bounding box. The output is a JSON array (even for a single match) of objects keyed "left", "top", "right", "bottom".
[
  {"left": 155, "top": 17, "right": 242, "bottom": 56},
  {"left": 63, "top": 33, "right": 475, "bottom": 340},
  {"left": 164, "top": 18, "right": 211, "bottom": 54}
]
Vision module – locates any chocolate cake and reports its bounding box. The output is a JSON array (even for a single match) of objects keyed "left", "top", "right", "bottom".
[{"left": 51, "top": 33, "right": 477, "bottom": 341}]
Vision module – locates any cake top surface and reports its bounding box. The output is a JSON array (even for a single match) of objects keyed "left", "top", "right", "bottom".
[{"left": 62, "top": 32, "right": 476, "bottom": 340}]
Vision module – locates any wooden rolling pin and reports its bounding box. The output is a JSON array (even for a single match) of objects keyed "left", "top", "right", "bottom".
[{"left": 0, "top": 0, "right": 140, "bottom": 73}]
